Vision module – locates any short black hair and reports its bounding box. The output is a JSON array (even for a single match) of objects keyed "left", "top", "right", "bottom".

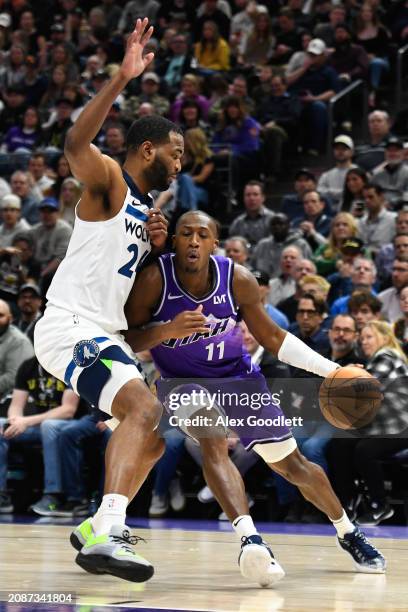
[
  {"left": 126, "top": 115, "right": 183, "bottom": 151},
  {"left": 175, "top": 210, "right": 219, "bottom": 237}
]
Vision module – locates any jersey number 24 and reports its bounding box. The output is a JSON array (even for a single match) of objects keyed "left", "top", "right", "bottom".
[{"left": 118, "top": 244, "right": 150, "bottom": 279}]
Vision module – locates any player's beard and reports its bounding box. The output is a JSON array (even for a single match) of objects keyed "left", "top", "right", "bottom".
[{"left": 144, "top": 154, "right": 171, "bottom": 191}]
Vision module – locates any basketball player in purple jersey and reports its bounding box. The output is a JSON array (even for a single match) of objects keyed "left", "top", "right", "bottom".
[
  {"left": 35, "top": 19, "right": 184, "bottom": 581},
  {"left": 125, "top": 210, "right": 386, "bottom": 586}
]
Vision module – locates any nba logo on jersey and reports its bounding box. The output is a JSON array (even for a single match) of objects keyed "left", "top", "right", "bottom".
[{"left": 73, "top": 339, "right": 100, "bottom": 368}]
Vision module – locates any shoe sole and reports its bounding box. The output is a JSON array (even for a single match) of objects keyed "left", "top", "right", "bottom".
[
  {"left": 239, "top": 544, "right": 285, "bottom": 587},
  {"left": 70, "top": 531, "right": 84, "bottom": 552},
  {"left": 356, "top": 509, "right": 394, "bottom": 527},
  {"left": 336, "top": 538, "right": 386, "bottom": 573},
  {"left": 31, "top": 508, "right": 61, "bottom": 517},
  {"left": 75, "top": 552, "right": 154, "bottom": 582}
]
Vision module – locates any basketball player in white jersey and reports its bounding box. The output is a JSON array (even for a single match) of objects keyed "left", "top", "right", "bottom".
[{"left": 34, "top": 19, "right": 184, "bottom": 582}]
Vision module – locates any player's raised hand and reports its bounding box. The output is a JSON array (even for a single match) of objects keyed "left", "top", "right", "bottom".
[
  {"left": 119, "top": 18, "right": 155, "bottom": 82},
  {"left": 168, "top": 305, "right": 208, "bottom": 338},
  {"left": 147, "top": 208, "right": 168, "bottom": 250}
]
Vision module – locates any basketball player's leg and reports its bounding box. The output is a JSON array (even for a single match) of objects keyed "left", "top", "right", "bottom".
[
  {"left": 254, "top": 443, "right": 386, "bottom": 573},
  {"left": 199, "top": 436, "right": 285, "bottom": 586}
]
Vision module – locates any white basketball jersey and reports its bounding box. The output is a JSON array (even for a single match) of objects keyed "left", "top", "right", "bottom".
[{"left": 46, "top": 172, "right": 152, "bottom": 333}]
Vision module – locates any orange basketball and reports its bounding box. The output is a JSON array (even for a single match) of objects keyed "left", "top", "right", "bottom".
[{"left": 318, "top": 366, "right": 383, "bottom": 430}]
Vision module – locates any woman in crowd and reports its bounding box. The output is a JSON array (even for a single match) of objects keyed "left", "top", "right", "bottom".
[
  {"left": 40, "top": 65, "right": 69, "bottom": 113},
  {"left": 169, "top": 74, "right": 211, "bottom": 123},
  {"left": 354, "top": 5, "right": 391, "bottom": 107},
  {"left": 2, "top": 106, "right": 43, "bottom": 153},
  {"left": 51, "top": 154, "right": 73, "bottom": 199},
  {"left": 238, "top": 11, "right": 275, "bottom": 70},
  {"left": 313, "top": 212, "right": 359, "bottom": 276},
  {"left": 329, "top": 321, "right": 408, "bottom": 526},
  {"left": 341, "top": 167, "right": 370, "bottom": 215},
  {"left": 177, "top": 99, "right": 211, "bottom": 138},
  {"left": 194, "top": 20, "right": 230, "bottom": 74},
  {"left": 183, "top": 127, "right": 215, "bottom": 211}
]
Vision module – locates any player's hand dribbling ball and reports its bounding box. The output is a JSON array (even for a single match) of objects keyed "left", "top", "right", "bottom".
[{"left": 319, "top": 366, "right": 383, "bottom": 430}]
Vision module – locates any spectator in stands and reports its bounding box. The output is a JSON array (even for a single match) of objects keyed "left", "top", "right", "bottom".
[
  {"left": 170, "top": 74, "right": 211, "bottom": 123},
  {"left": 40, "top": 65, "right": 69, "bottom": 113},
  {"left": 376, "top": 213, "right": 408, "bottom": 288},
  {"left": 256, "top": 74, "right": 302, "bottom": 181},
  {"left": 267, "top": 245, "right": 302, "bottom": 306},
  {"left": 194, "top": 0, "right": 231, "bottom": 42},
  {"left": 46, "top": 43, "right": 78, "bottom": 84},
  {"left": 394, "top": 285, "right": 408, "bottom": 355},
  {"left": 0, "top": 195, "right": 30, "bottom": 248},
  {"left": 331, "top": 257, "right": 377, "bottom": 314},
  {"left": 0, "top": 355, "right": 79, "bottom": 514},
  {"left": 293, "top": 189, "right": 333, "bottom": 250},
  {"left": 331, "top": 321, "right": 408, "bottom": 526},
  {"left": 225, "top": 236, "right": 251, "bottom": 268},
  {"left": 14, "top": 282, "right": 42, "bottom": 343},
  {"left": 271, "top": 8, "right": 302, "bottom": 66},
  {"left": 21, "top": 55, "right": 48, "bottom": 107},
  {"left": 212, "top": 95, "right": 260, "bottom": 198},
  {"left": 251, "top": 65, "right": 274, "bottom": 107},
  {"left": 314, "top": 4, "right": 347, "bottom": 47},
  {"left": 58, "top": 177, "right": 82, "bottom": 227},
  {"left": 354, "top": 4, "right": 391, "bottom": 108},
  {"left": 10, "top": 170, "right": 40, "bottom": 225},
  {"left": 123, "top": 72, "right": 170, "bottom": 122},
  {"left": 313, "top": 212, "right": 359, "bottom": 276},
  {"left": 0, "top": 43, "right": 27, "bottom": 89},
  {"left": 251, "top": 213, "right": 312, "bottom": 278},
  {"left": 280, "top": 168, "right": 317, "bottom": 221},
  {"left": 341, "top": 167, "right": 369, "bottom": 214},
  {"left": 98, "top": 0, "right": 122, "bottom": 32},
  {"left": 101, "top": 124, "right": 126, "bottom": 165},
  {"left": 299, "top": 273, "right": 331, "bottom": 306},
  {"left": 209, "top": 74, "right": 256, "bottom": 120},
  {"left": 43, "top": 97, "right": 74, "bottom": 152},
  {"left": 15, "top": 10, "right": 46, "bottom": 63},
  {"left": 329, "top": 23, "right": 369, "bottom": 84},
  {"left": 276, "top": 259, "right": 317, "bottom": 322},
  {"left": 254, "top": 269, "right": 290, "bottom": 330},
  {"left": 11, "top": 232, "right": 41, "bottom": 284},
  {"left": 57, "top": 408, "right": 112, "bottom": 516},
  {"left": 228, "top": 180, "right": 274, "bottom": 246},
  {"left": 182, "top": 127, "right": 215, "bottom": 210},
  {"left": 28, "top": 152, "right": 54, "bottom": 196},
  {"left": 287, "top": 38, "right": 341, "bottom": 154},
  {"left": 377, "top": 255, "right": 408, "bottom": 322},
  {"left": 372, "top": 137, "right": 408, "bottom": 209},
  {"left": 194, "top": 20, "right": 230, "bottom": 73},
  {"left": 29, "top": 197, "right": 72, "bottom": 295},
  {"left": 317, "top": 136, "right": 356, "bottom": 211},
  {"left": 157, "top": 1, "right": 195, "bottom": 32},
  {"left": 237, "top": 11, "right": 275, "bottom": 70},
  {"left": 285, "top": 31, "right": 312, "bottom": 80},
  {"left": 290, "top": 293, "right": 331, "bottom": 351},
  {"left": 158, "top": 33, "right": 195, "bottom": 94},
  {"left": 0, "top": 84, "right": 27, "bottom": 136},
  {"left": 177, "top": 100, "right": 211, "bottom": 138},
  {"left": 2, "top": 106, "right": 43, "bottom": 153},
  {"left": 118, "top": 0, "right": 159, "bottom": 33},
  {"left": 326, "top": 313, "right": 361, "bottom": 364},
  {"left": 51, "top": 154, "right": 72, "bottom": 199},
  {"left": 359, "top": 183, "right": 396, "bottom": 254},
  {"left": 348, "top": 289, "right": 382, "bottom": 330},
  {"left": 0, "top": 300, "right": 34, "bottom": 402},
  {"left": 367, "top": 109, "right": 392, "bottom": 146}
]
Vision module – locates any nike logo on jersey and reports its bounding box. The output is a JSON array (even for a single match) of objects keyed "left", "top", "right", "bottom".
[{"left": 168, "top": 293, "right": 183, "bottom": 300}]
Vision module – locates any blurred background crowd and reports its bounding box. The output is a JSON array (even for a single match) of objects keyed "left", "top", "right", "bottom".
[{"left": 0, "top": 0, "right": 407, "bottom": 528}]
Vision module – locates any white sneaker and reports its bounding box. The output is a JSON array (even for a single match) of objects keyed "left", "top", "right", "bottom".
[
  {"left": 197, "top": 485, "right": 215, "bottom": 503},
  {"left": 148, "top": 494, "right": 168, "bottom": 517},
  {"left": 169, "top": 478, "right": 185, "bottom": 512},
  {"left": 239, "top": 535, "right": 285, "bottom": 587}
]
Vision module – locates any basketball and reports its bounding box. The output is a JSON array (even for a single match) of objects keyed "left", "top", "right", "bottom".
[{"left": 319, "top": 366, "right": 383, "bottom": 430}]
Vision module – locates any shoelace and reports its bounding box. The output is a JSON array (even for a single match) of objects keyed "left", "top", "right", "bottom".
[
  {"left": 112, "top": 530, "right": 146, "bottom": 554},
  {"left": 350, "top": 530, "right": 381, "bottom": 560}
]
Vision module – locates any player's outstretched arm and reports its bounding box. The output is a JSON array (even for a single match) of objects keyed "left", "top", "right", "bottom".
[
  {"left": 124, "top": 265, "right": 208, "bottom": 351},
  {"left": 64, "top": 18, "right": 154, "bottom": 192},
  {"left": 233, "top": 265, "right": 339, "bottom": 378}
]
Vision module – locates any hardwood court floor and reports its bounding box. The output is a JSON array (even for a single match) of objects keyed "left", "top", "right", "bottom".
[{"left": 0, "top": 521, "right": 407, "bottom": 611}]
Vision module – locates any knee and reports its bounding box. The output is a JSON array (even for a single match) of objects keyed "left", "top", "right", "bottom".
[
  {"left": 273, "top": 451, "right": 313, "bottom": 485},
  {"left": 200, "top": 437, "right": 228, "bottom": 465},
  {"left": 40, "top": 419, "right": 64, "bottom": 437},
  {"left": 113, "top": 386, "right": 163, "bottom": 433}
]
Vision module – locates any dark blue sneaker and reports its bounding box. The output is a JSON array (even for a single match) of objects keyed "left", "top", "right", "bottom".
[
  {"left": 337, "top": 527, "right": 386, "bottom": 573},
  {"left": 238, "top": 534, "right": 285, "bottom": 587}
]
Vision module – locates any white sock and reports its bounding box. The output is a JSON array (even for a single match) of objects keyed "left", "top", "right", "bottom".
[
  {"left": 330, "top": 509, "right": 355, "bottom": 538},
  {"left": 91, "top": 494, "right": 128, "bottom": 536},
  {"left": 232, "top": 515, "right": 259, "bottom": 540}
]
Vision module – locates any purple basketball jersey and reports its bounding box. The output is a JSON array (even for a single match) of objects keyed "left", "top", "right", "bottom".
[{"left": 150, "top": 254, "right": 257, "bottom": 378}]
